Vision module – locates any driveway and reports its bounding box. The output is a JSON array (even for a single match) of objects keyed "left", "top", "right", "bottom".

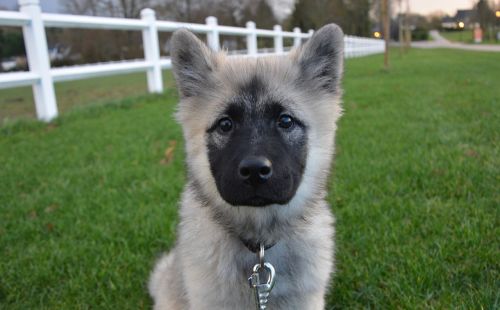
[{"left": 412, "top": 30, "right": 500, "bottom": 52}]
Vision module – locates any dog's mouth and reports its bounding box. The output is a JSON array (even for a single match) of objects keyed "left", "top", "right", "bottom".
[
  {"left": 217, "top": 176, "right": 297, "bottom": 207},
  {"left": 240, "top": 196, "right": 274, "bottom": 207},
  {"left": 231, "top": 195, "right": 290, "bottom": 207}
]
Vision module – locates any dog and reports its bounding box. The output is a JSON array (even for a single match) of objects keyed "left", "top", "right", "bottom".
[{"left": 149, "top": 23, "right": 344, "bottom": 309}]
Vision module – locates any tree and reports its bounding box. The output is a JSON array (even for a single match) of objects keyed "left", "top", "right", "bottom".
[
  {"left": 154, "top": 0, "right": 256, "bottom": 25},
  {"left": 290, "top": 0, "right": 347, "bottom": 31},
  {"left": 427, "top": 11, "right": 445, "bottom": 30},
  {"left": 249, "top": 0, "right": 277, "bottom": 29},
  {"left": 61, "top": 0, "right": 158, "bottom": 63},
  {"left": 345, "top": 0, "right": 372, "bottom": 36},
  {"left": 475, "top": 0, "right": 496, "bottom": 40},
  {"left": 289, "top": 0, "right": 372, "bottom": 36},
  {"left": 58, "top": 0, "right": 280, "bottom": 62},
  {"left": 381, "top": 0, "right": 390, "bottom": 69},
  {"left": 64, "top": 0, "right": 155, "bottom": 18},
  {"left": 0, "top": 29, "right": 25, "bottom": 58}
]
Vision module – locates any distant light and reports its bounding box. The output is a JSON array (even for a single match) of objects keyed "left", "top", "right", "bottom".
[
  {"left": 458, "top": 22, "right": 465, "bottom": 29},
  {"left": 374, "top": 31, "right": 381, "bottom": 38},
  {"left": 496, "top": 10, "right": 500, "bottom": 18}
]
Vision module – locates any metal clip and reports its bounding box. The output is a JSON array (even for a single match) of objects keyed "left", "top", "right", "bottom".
[{"left": 248, "top": 244, "right": 276, "bottom": 310}]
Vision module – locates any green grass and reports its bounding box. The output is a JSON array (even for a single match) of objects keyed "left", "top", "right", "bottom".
[
  {"left": 0, "top": 70, "right": 175, "bottom": 123},
  {"left": 440, "top": 30, "right": 499, "bottom": 45},
  {"left": 1, "top": 49, "right": 499, "bottom": 308}
]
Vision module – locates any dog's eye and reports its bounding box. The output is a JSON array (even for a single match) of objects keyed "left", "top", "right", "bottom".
[
  {"left": 278, "top": 114, "right": 294, "bottom": 129},
  {"left": 218, "top": 117, "right": 233, "bottom": 132}
]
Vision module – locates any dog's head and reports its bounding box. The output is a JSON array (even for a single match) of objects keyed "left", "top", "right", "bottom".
[{"left": 172, "top": 24, "right": 343, "bottom": 211}]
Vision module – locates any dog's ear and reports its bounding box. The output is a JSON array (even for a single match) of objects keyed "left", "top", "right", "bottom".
[
  {"left": 294, "top": 24, "right": 344, "bottom": 94},
  {"left": 170, "top": 29, "right": 217, "bottom": 98}
]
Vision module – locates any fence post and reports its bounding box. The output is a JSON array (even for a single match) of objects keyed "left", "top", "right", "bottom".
[
  {"left": 273, "top": 25, "right": 283, "bottom": 54},
  {"left": 141, "top": 8, "right": 163, "bottom": 93},
  {"left": 19, "top": 0, "right": 57, "bottom": 122},
  {"left": 345, "top": 36, "right": 351, "bottom": 58},
  {"left": 293, "top": 27, "right": 301, "bottom": 48},
  {"left": 356, "top": 37, "right": 360, "bottom": 57},
  {"left": 308, "top": 29, "right": 314, "bottom": 38},
  {"left": 246, "top": 21, "right": 257, "bottom": 56},
  {"left": 206, "top": 16, "right": 220, "bottom": 51}
]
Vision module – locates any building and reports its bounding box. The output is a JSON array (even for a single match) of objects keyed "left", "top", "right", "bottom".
[{"left": 441, "top": 9, "right": 475, "bottom": 30}]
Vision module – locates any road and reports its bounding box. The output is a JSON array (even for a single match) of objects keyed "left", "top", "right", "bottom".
[{"left": 411, "top": 30, "right": 500, "bottom": 52}]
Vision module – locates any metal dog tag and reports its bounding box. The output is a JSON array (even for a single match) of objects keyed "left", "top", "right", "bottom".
[{"left": 248, "top": 262, "right": 275, "bottom": 309}]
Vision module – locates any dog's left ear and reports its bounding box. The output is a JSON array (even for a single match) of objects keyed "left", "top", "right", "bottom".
[{"left": 294, "top": 24, "right": 344, "bottom": 94}]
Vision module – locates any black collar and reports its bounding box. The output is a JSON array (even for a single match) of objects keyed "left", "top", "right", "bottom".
[{"left": 240, "top": 237, "right": 276, "bottom": 253}]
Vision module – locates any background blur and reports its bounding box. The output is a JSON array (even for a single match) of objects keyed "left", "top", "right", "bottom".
[{"left": 1, "top": 0, "right": 499, "bottom": 71}]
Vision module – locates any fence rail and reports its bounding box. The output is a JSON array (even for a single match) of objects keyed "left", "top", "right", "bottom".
[{"left": 0, "top": 0, "right": 384, "bottom": 122}]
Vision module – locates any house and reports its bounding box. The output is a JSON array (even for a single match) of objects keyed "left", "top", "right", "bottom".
[
  {"left": 455, "top": 10, "right": 475, "bottom": 28},
  {"left": 441, "top": 16, "right": 456, "bottom": 30},
  {"left": 441, "top": 9, "right": 475, "bottom": 30}
]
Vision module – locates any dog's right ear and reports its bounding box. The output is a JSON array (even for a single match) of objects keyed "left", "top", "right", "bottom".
[{"left": 170, "top": 29, "right": 217, "bottom": 98}]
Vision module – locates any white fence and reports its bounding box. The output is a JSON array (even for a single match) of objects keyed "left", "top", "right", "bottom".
[{"left": 0, "top": 0, "right": 384, "bottom": 122}]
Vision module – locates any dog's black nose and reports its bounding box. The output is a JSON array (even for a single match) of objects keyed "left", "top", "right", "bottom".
[{"left": 238, "top": 156, "right": 273, "bottom": 185}]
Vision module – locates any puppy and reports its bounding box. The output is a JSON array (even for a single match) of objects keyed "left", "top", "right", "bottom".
[{"left": 149, "top": 23, "right": 344, "bottom": 309}]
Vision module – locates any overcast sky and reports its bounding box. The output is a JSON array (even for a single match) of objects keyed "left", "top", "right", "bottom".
[
  {"left": 408, "top": 0, "right": 477, "bottom": 15},
  {"left": 0, "top": 0, "right": 480, "bottom": 17}
]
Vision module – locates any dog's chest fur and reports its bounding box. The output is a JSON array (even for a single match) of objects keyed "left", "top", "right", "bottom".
[{"left": 175, "top": 186, "right": 335, "bottom": 309}]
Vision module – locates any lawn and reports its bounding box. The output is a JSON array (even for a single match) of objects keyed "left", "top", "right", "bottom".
[
  {"left": 440, "top": 29, "right": 499, "bottom": 44},
  {"left": 0, "top": 70, "right": 176, "bottom": 123},
  {"left": 1, "top": 49, "right": 499, "bottom": 309}
]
